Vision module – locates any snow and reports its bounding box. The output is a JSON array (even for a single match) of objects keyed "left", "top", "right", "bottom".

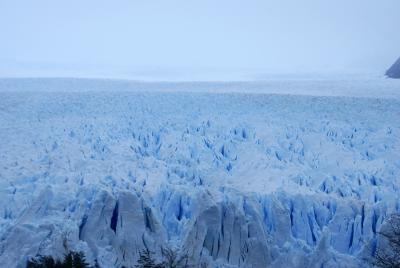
[{"left": 0, "top": 77, "right": 399, "bottom": 267}]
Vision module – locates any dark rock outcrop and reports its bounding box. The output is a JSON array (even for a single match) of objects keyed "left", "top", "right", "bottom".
[{"left": 386, "top": 57, "right": 400, "bottom": 78}]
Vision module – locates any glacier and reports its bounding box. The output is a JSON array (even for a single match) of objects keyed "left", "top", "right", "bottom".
[{"left": 0, "top": 78, "right": 399, "bottom": 267}]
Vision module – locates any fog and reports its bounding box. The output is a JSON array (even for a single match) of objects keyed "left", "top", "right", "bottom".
[{"left": 0, "top": 0, "right": 399, "bottom": 80}]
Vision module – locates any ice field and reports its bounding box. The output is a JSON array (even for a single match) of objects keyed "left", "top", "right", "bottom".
[{"left": 0, "top": 77, "right": 399, "bottom": 267}]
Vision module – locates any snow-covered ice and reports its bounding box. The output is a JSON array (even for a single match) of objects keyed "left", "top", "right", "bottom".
[{"left": 0, "top": 77, "right": 399, "bottom": 267}]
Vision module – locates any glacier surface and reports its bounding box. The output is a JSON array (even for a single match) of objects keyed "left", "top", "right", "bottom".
[{"left": 0, "top": 78, "right": 399, "bottom": 267}]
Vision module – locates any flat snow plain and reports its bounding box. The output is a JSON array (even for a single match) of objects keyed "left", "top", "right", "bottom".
[{"left": 0, "top": 77, "right": 399, "bottom": 267}]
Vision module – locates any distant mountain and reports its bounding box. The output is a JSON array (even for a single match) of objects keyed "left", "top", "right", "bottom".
[{"left": 386, "top": 57, "right": 400, "bottom": 78}]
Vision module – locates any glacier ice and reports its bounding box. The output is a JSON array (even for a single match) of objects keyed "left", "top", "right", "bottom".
[{"left": 0, "top": 78, "right": 399, "bottom": 267}]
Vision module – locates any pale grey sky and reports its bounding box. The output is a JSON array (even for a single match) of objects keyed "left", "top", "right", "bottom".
[{"left": 0, "top": 0, "right": 399, "bottom": 79}]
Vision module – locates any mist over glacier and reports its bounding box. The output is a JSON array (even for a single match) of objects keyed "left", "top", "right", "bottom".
[
  {"left": 0, "top": 78, "right": 399, "bottom": 267},
  {"left": 1, "top": 0, "right": 399, "bottom": 79}
]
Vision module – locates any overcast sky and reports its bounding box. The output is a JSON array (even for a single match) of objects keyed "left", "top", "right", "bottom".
[{"left": 0, "top": 0, "right": 399, "bottom": 79}]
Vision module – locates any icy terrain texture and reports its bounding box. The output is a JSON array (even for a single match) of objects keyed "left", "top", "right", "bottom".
[{"left": 0, "top": 78, "right": 399, "bottom": 267}]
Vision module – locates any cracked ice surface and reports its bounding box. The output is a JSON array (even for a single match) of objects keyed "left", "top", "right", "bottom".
[{"left": 0, "top": 78, "right": 399, "bottom": 267}]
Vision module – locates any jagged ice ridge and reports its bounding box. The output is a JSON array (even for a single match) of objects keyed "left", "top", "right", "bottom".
[{"left": 0, "top": 78, "right": 399, "bottom": 267}]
